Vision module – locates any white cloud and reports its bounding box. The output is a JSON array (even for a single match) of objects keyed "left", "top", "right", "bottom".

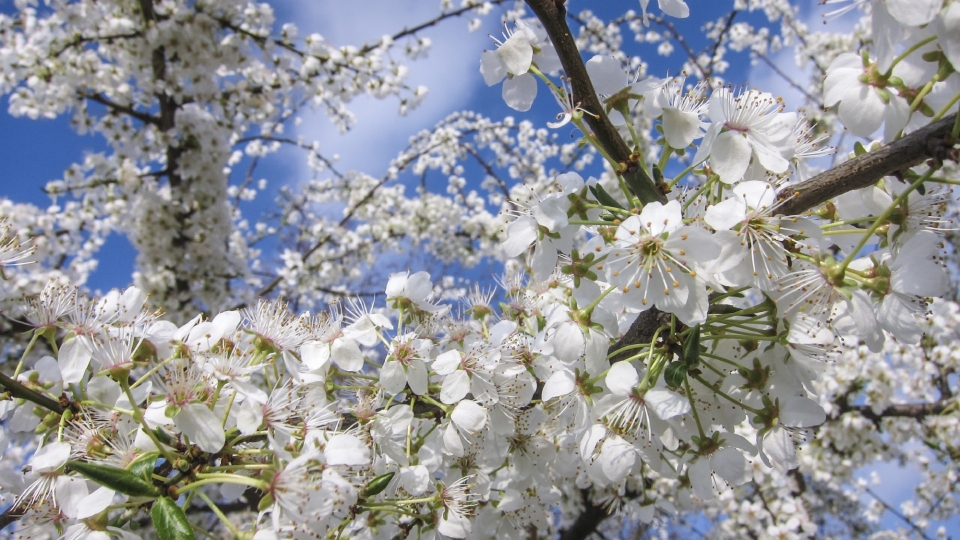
[{"left": 274, "top": 1, "right": 494, "bottom": 177}]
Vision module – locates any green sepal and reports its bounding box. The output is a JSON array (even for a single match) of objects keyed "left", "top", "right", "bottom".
[
  {"left": 127, "top": 452, "right": 160, "bottom": 481},
  {"left": 664, "top": 361, "right": 688, "bottom": 390},
  {"left": 151, "top": 496, "right": 196, "bottom": 540},
  {"left": 653, "top": 165, "right": 664, "bottom": 185},
  {"left": 68, "top": 460, "right": 160, "bottom": 498},
  {"left": 589, "top": 184, "right": 624, "bottom": 210},
  {"left": 361, "top": 472, "right": 396, "bottom": 498},
  {"left": 682, "top": 325, "right": 701, "bottom": 369},
  {"left": 853, "top": 141, "right": 867, "bottom": 156}
]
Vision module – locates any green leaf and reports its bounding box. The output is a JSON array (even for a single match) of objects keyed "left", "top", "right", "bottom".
[
  {"left": 682, "top": 325, "right": 701, "bottom": 368},
  {"left": 152, "top": 496, "right": 196, "bottom": 540},
  {"left": 664, "top": 361, "right": 688, "bottom": 389},
  {"left": 361, "top": 472, "right": 396, "bottom": 498},
  {"left": 589, "top": 184, "right": 624, "bottom": 210},
  {"left": 68, "top": 460, "right": 160, "bottom": 497},
  {"left": 127, "top": 452, "right": 160, "bottom": 481}
]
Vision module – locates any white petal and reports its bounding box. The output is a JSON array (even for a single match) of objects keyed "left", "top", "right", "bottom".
[
  {"left": 760, "top": 426, "right": 798, "bottom": 471},
  {"left": 406, "top": 359, "right": 428, "bottom": 396},
  {"left": 331, "top": 338, "right": 363, "bottom": 372},
  {"left": 541, "top": 370, "right": 575, "bottom": 401},
  {"left": 662, "top": 107, "right": 701, "bottom": 148},
  {"left": 399, "top": 465, "right": 429, "bottom": 495},
  {"left": 688, "top": 459, "right": 715, "bottom": 500},
  {"left": 502, "top": 72, "right": 537, "bottom": 112},
  {"left": 236, "top": 400, "right": 263, "bottom": 436},
  {"left": 480, "top": 50, "right": 506, "bottom": 86},
  {"left": 711, "top": 131, "right": 751, "bottom": 184},
  {"left": 438, "top": 511, "right": 472, "bottom": 538},
  {"left": 711, "top": 447, "right": 751, "bottom": 486},
  {"left": 380, "top": 360, "right": 406, "bottom": 395},
  {"left": 586, "top": 55, "right": 627, "bottom": 96},
  {"left": 638, "top": 200, "right": 683, "bottom": 236},
  {"left": 878, "top": 295, "right": 923, "bottom": 344},
  {"left": 552, "top": 321, "right": 585, "bottom": 362},
  {"left": 433, "top": 350, "right": 462, "bottom": 375},
  {"left": 780, "top": 396, "right": 825, "bottom": 428},
  {"left": 497, "top": 488, "right": 524, "bottom": 512},
  {"left": 502, "top": 216, "right": 538, "bottom": 257},
  {"left": 599, "top": 435, "right": 636, "bottom": 481},
  {"left": 533, "top": 196, "right": 569, "bottom": 233},
  {"left": 174, "top": 404, "right": 225, "bottom": 453},
  {"left": 30, "top": 442, "right": 71, "bottom": 472},
  {"left": 77, "top": 486, "right": 116, "bottom": 519},
  {"left": 645, "top": 388, "right": 690, "bottom": 420},
  {"left": 704, "top": 198, "right": 746, "bottom": 231},
  {"left": 55, "top": 475, "right": 89, "bottom": 518},
  {"left": 58, "top": 336, "right": 92, "bottom": 385},
  {"left": 498, "top": 31, "right": 533, "bottom": 75},
  {"left": 885, "top": 0, "right": 941, "bottom": 26},
  {"left": 605, "top": 361, "right": 639, "bottom": 396},
  {"left": 451, "top": 400, "right": 487, "bottom": 434},
  {"left": 324, "top": 434, "right": 370, "bottom": 466},
  {"left": 300, "top": 341, "right": 330, "bottom": 371},
  {"left": 440, "top": 370, "right": 471, "bottom": 405},
  {"left": 658, "top": 0, "right": 690, "bottom": 17}
]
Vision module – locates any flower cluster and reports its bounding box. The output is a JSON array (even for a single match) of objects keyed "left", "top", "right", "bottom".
[{"left": 0, "top": 0, "right": 958, "bottom": 539}]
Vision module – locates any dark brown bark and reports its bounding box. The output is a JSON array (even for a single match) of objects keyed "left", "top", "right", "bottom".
[
  {"left": 524, "top": 0, "right": 665, "bottom": 205},
  {"left": 776, "top": 113, "right": 958, "bottom": 216},
  {"left": 559, "top": 489, "right": 610, "bottom": 540}
]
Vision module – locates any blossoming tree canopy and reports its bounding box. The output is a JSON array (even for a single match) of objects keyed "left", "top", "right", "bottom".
[{"left": 0, "top": 0, "right": 958, "bottom": 539}]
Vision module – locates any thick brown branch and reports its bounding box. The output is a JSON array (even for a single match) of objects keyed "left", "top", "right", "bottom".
[
  {"left": 840, "top": 400, "right": 950, "bottom": 424},
  {"left": 776, "top": 113, "right": 958, "bottom": 216},
  {"left": 524, "top": 0, "right": 665, "bottom": 205},
  {"left": 0, "top": 372, "right": 65, "bottom": 414},
  {"left": 559, "top": 489, "right": 609, "bottom": 540}
]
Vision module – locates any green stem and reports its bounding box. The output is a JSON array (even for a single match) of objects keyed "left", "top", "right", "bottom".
[
  {"left": 682, "top": 177, "right": 715, "bottom": 211},
  {"left": 178, "top": 475, "right": 267, "bottom": 494},
  {"left": 12, "top": 330, "right": 41, "bottom": 379},
  {"left": 909, "top": 78, "right": 938, "bottom": 114},
  {"left": 132, "top": 354, "right": 180, "bottom": 389},
  {"left": 931, "top": 92, "right": 960, "bottom": 122},
  {"left": 883, "top": 35, "right": 937, "bottom": 76},
  {"left": 194, "top": 490, "right": 243, "bottom": 538},
  {"left": 668, "top": 163, "right": 697, "bottom": 188},
  {"left": 118, "top": 377, "right": 177, "bottom": 464},
  {"left": 691, "top": 373, "right": 763, "bottom": 415},
  {"left": 361, "top": 495, "right": 438, "bottom": 507},
  {"left": 657, "top": 146, "right": 673, "bottom": 173},
  {"left": 683, "top": 377, "right": 705, "bottom": 439},
  {"left": 835, "top": 171, "right": 933, "bottom": 276}
]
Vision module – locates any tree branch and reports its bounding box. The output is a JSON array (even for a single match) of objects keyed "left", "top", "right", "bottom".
[
  {"left": 0, "top": 372, "right": 65, "bottom": 414},
  {"left": 524, "top": 0, "right": 665, "bottom": 205},
  {"left": 839, "top": 400, "right": 950, "bottom": 424},
  {"left": 559, "top": 489, "right": 609, "bottom": 540},
  {"left": 776, "top": 113, "right": 958, "bottom": 216}
]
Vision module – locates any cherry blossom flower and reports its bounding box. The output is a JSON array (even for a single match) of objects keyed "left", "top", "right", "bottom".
[
  {"left": 693, "top": 88, "right": 795, "bottom": 184},
  {"left": 824, "top": 53, "right": 911, "bottom": 140},
  {"left": 605, "top": 200, "right": 720, "bottom": 324},
  {"left": 479, "top": 21, "right": 557, "bottom": 112}
]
